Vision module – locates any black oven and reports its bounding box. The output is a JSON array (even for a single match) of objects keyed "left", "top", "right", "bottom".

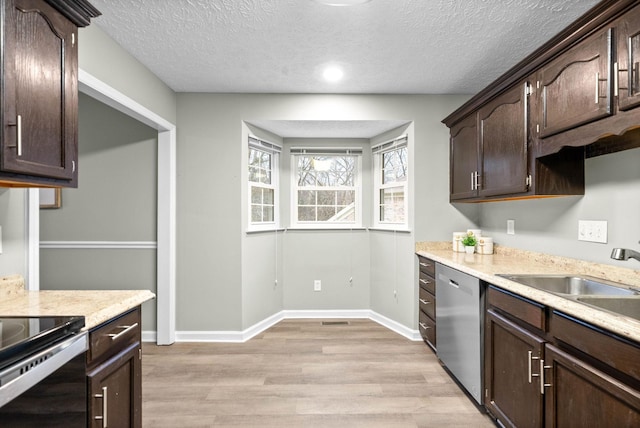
[{"left": 0, "top": 316, "right": 87, "bottom": 427}]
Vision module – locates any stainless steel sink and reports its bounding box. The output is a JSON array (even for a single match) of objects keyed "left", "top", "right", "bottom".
[
  {"left": 575, "top": 296, "right": 640, "bottom": 320},
  {"left": 497, "top": 274, "right": 639, "bottom": 296}
]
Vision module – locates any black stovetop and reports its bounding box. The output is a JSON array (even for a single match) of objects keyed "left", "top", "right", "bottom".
[{"left": 0, "top": 316, "right": 85, "bottom": 372}]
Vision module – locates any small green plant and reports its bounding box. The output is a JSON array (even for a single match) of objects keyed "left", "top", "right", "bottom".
[{"left": 462, "top": 232, "right": 477, "bottom": 247}]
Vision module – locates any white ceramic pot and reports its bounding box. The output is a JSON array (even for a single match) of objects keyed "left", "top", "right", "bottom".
[{"left": 464, "top": 245, "right": 475, "bottom": 254}]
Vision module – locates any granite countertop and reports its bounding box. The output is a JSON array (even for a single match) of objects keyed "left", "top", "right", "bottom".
[
  {"left": 0, "top": 275, "right": 155, "bottom": 330},
  {"left": 415, "top": 242, "right": 640, "bottom": 343}
]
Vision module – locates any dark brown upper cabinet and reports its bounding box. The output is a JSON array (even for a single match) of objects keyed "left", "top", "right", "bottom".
[
  {"left": 538, "top": 28, "right": 613, "bottom": 138},
  {"left": 443, "top": 0, "right": 640, "bottom": 202},
  {"left": 616, "top": 4, "right": 640, "bottom": 111},
  {"left": 478, "top": 82, "right": 529, "bottom": 198},
  {"left": 449, "top": 114, "right": 479, "bottom": 201},
  {"left": 1, "top": 0, "right": 99, "bottom": 187}
]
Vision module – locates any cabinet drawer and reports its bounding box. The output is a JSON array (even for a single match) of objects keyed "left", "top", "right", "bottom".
[
  {"left": 418, "top": 256, "right": 436, "bottom": 277},
  {"left": 88, "top": 308, "right": 141, "bottom": 365},
  {"left": 550, "top": 311, "right": 640, "bottom": 383},
  {"left": 488, "top": 286, "right": 546, "bottom": 331},
  {"left": 418, "top": 271, "right": 435, "bottom": 294},
  {"left": 419, "top": 287, "right": 436, "bottom": 320},
  {"left": 419, "top": 311, "right": 436, "bottom": 349}
]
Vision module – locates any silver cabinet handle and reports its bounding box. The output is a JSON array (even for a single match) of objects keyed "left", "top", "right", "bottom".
[
  {"left": 528, "top": 350, "right": 540, "bottom": 383},
  {"left": 540, "top": 359, "right": 552, "bottom": 395},
  {"left": 614, "top": 62, "right": 619, "bottom": 97},
  {"left": 419, "top": 298, "right": 430, "bottom": 305},
  {"left": 470, "top": 172, "right": 475, "bottom": 190},
  {"left": 595, "top": 72, "right": 600, "bottom": 104},
  {"left": 94, "top": 386, "right": 108, "bottom": 427},
  {"left": 419, "top": 278, "right": 430, "bottom": 285},
  {"left": 419, "top": 262, "right": 430, "bottom": 268},
  {"left": 475, "top": 171, "right": 480, "bottom": 190},
  {"left": 419, "top": 322, "right": 429, "bottom": 330},
  {"left": 16, "top": 115, "right": 22, "bottom": 156},
  {"left": 107, "top": 322, "right": 138, "bottom": 341}
]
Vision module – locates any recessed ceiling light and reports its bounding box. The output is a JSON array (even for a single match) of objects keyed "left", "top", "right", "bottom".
[
  {"left": 323, "top": 66, "right": 344, "bottom": 82},
  {"left": 314, "top": 0, "right": 372, "bottom": 6}
]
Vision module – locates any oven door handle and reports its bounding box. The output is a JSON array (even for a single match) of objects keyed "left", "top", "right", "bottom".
[{"left": 0, "top": 332, "right": 88, "bottom": 408}]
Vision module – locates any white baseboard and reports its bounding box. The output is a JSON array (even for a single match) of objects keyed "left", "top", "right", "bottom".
[{"left": 143, "top": 310, "right": 422, "bottom": 344}]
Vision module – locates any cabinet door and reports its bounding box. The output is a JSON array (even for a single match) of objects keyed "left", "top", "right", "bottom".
[
  {"left": 616, "top": 5, "right": 640, "bottom": 111},
  {"left": 2, "top": 0, "right": 77, "bottom": 181},
  {"left": 485, "top": 309, "right": 545, "bottom": 428},
  {"left": 478, "top": 83, "right": 529, "bottom": 198},
  {"left": 449, "top": 113, "right": 478, "bottom": 200},
  {"left": 88, "top": 341, "right": 142, "bottom": 428},
  {"left": 539, "top": 28, "right": 612, "bottom": 138},
  {"left": 543, "top": 344, "right": 640, "bottom": 428}
]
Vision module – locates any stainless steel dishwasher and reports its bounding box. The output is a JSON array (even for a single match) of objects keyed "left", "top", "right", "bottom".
[{"left": 436, "top": 263, "right": 484, "bottom": 404}]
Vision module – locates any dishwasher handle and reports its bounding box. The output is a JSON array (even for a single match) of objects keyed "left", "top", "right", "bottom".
[{"left": 448, "top": 279, "right": 460, "bottom": 288}]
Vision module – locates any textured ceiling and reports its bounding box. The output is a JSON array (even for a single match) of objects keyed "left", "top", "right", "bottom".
[{"left": 89, "top": 0, "right": 600, "bottom": 95}]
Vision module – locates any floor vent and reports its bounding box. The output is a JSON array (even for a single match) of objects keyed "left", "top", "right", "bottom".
[{"left": 321, "top": 321, "right": 349, "bottom": 326}]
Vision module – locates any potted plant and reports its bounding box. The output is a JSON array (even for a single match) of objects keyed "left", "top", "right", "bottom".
[{"left": 462, "top": 232, "right": 477, "bottom": 254}]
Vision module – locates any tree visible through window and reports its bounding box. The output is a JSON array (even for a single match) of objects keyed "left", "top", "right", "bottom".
[
  {"left": 374, "top": 137, "right": 408, "bottom": 228},
  {"left": 248, "top": 137, "right": 280, "bottom": 230},
  {"left": 293, "top": 152, "right": 361, "bottom": 225}
]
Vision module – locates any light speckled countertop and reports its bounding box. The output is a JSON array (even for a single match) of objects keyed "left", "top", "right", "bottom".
[
  {"left": 416, "top": 242, "right": 640, "bottom": 342},
  {"left": 0, "top": 275, "right": 155, "bottom": 330}
]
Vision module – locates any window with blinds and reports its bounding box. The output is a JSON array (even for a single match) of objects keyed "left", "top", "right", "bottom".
[
  {"left": 372, "top": 136, "right": 408, "bottom": 228},
  {"left": 290, "top": 147, "right": 363, "bottom": 227}
]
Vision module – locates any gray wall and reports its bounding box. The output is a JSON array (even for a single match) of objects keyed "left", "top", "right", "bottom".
[
  {"left": 79, "top": 25, "right": 177, "bottom": 125},
  {"left": 0, "top": 189, "right": 27, "bottom": 277},
  {"left": 40, "top": 94, "right": 158, "bottom": 330},
  {"left": 177, "top": 93, "right": 472, "bottom": 331},
  {"left": 477, "top": 147, "right": 640, "bottom": 266}
]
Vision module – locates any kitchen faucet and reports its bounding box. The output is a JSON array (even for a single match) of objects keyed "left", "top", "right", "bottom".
[{"left": 610, "top": 241, "right": 640, "bottom": 262}]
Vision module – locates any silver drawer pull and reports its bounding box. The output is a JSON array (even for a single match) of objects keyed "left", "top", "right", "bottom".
[
  {"left": 107, "top": 323, "right": 138, "bottom": 341},
  {"left": 419, "top": 322, "right": 430, "bottom": 330},
  {"left": 419, "top": 279, "right": 430, "bottom": 284},
  {"left": 94, "top": 386, "right": 108, "bottom": 427},
  {"left": 419, "top": 262, "right": 430, "bottom": 268},
  {"left": 419, "top": 298, "right": 430, "bottom": 305}
]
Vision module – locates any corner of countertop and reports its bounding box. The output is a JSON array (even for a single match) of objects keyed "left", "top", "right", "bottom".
[{"left": 0, "top": 274, "right": 25, "bottom": 296}]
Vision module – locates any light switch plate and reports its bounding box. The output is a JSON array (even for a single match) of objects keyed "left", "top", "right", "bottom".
[
  {"left": 507, "top": 220, "right": 515, "bottom": 235},
  {"left": 578, "top": 220, "right": 608, "bottom": 243},
  {"left": 314, "top": 280, "right": 321, "bottom": 292}
]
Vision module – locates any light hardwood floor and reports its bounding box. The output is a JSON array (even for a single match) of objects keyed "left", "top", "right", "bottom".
[{"left": 141, "top": 319, "right": 495, "bottom": 427}]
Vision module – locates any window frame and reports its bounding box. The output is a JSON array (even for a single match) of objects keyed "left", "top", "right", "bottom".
[
  {"left": 372, "top": 136, "right": 408, "bottom": 230},
  {"left": 247, "top": 136, "right": 281, "bottom": 232},
  {"left": 290, "top": 148, "right": 363, "bottom": 229}
]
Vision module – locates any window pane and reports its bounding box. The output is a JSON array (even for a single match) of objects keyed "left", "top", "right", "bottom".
[
  {"left": 383, "top": 147, "right": 407, "bottom": 184},
  {"left": 297, "top": 155, "right": 356, "bottom": 187},
  {"left": 263, "top": 206, "right": 274, "bottom": 222},
  {"left": 298, "top": 206, "right": 316, "bottom": 221},
  {"left": 336, "top": 190, "right": 355, "bottom": 205},
  {"left": 317, "top": 190, "right": 336, "bottom": 206},
  {"left": 263, "top": 188, "right": 274, "bottom": 204},
  {"left": 298, "top": 190, "right": 315, "bottom": 205},
  {"left": 249, "top": 148, "right": 271, "bottom": 184},
  {"left": 317, "top": 206, "right": 336, "bottom": 221},
  {"left": 251, "top": 186, "right": 263, "bottom": 203},
  {"left": 251, "top": 205, "right": 262, "bottom": 222},
  {"left": 380, "top": 187, "right": 405, "bottom": 223}
]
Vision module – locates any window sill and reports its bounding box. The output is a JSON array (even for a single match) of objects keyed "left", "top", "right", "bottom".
[
  {"left": 246, "top": 228, "right": 286, "bottom": 235},
  {"left": 285, "top": 227, "right": 368, "bottom": 232},
  {"left": 368, "top": 227, "right": 412, "bottom": 234}
]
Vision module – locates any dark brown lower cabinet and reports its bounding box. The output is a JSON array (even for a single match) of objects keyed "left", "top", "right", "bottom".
[
  {"left": 88, "top": 342, "right": 141, "bottom": 427},
  {"left": 87, "top": 307, "right": 142, "bottom": 428},
  {"left": 485, "top": 309, "right": 545, "bottom": 428},
  {"left": 543, "top": 343, "right": 640, "bottom": 427}
]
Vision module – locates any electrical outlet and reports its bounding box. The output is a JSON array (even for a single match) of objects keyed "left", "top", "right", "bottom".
[
  {"left": 578, "top": 220, "right": 608, "bottom": 243},
  {"left": 314, "top": 280, "right": 321, "bottom": 292},
  {"left": 507, "top": 219, "right": 515, "bottom": 235}
]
